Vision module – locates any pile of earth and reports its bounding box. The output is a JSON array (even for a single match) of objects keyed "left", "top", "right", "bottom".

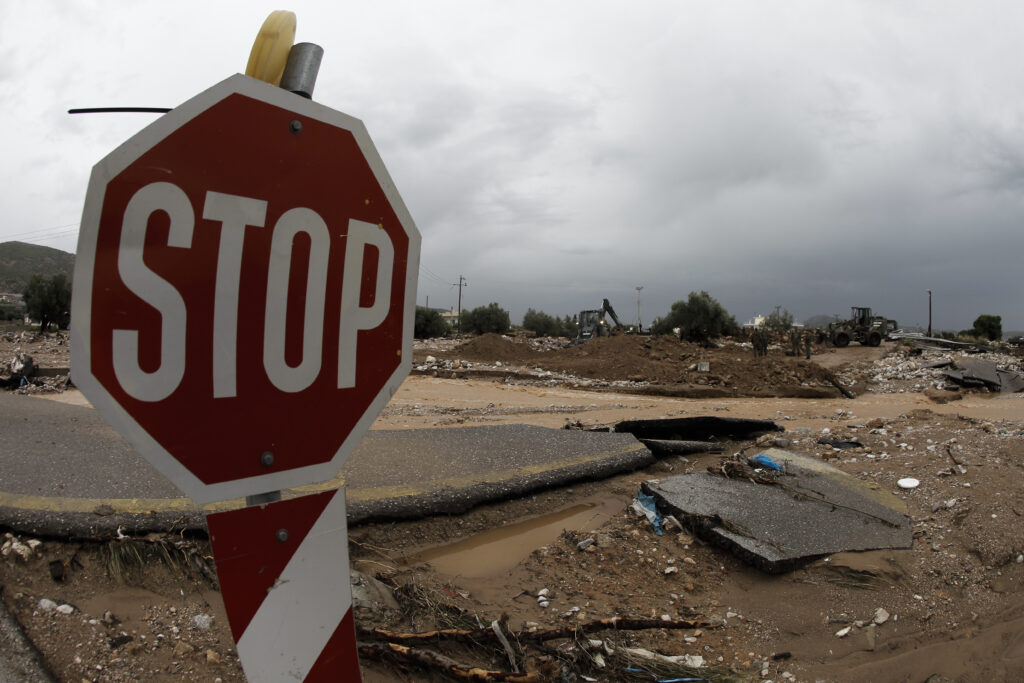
[{"left": 417, "top": 333, "right": 848, "bottom": 398}]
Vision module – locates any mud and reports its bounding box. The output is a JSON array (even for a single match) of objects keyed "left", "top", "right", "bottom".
[{"left": 3, "top": 332, "right": 1023, "bottom": 682}]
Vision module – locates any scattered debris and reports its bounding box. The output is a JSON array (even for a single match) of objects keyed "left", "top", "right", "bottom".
[
  {"left": 630, "top": 492, "right": 665, "bottom": 536},
  {"left": 2, "top": 533, "right": 41, "bottom": 561},
  {"left": 817, "top": 437, "right": 864, "bottom": 449}
]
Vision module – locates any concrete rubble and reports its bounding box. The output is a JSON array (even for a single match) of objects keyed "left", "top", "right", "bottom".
[
  {"left": 643, "top": 449, "right": 913, "bottom": 573},
  {"left": 836, "top": 346, "right": 1024, "bottom": 394}
]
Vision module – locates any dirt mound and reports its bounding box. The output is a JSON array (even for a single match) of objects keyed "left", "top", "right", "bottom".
[
  {"left": 454, "top": 333, "right": 539, "bottom": 363},
  {"left": 436, "top": 334, "right": 845, "bottom": 397}
]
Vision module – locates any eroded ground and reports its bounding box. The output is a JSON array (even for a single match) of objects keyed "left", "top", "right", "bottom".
[{"left": 2, "top": 332, "right": 1023, "bottom": 682}]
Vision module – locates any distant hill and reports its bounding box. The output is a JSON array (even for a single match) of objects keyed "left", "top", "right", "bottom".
[{"left": 0, "top": 241, "right": 75, "bottom": 293}]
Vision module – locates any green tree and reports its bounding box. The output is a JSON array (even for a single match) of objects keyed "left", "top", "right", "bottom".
[
  {"left": 765, "top": 308, "right": 794, "bottom": 333},
  {"left": 414, "top": 307, "right": 449, "bottom": 339},
  {"left": 971, "top": 314, "right": 1002, "bottom": 341},
  {"left": 522, "top": 309, "right": 571, "bottom": 337},
  {"left": 461, "top": 302, "right": 510, "bottom": 335},
  {"left": 651, "top": 291, "right": 738, "bottom": 343},
  {"left": 22, "top": 273, "right": 71, "bottom": 332}
]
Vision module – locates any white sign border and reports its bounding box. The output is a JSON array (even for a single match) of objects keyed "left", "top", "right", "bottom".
[{"left": 71, "top": 74, "right": 421, "bottom": 505}]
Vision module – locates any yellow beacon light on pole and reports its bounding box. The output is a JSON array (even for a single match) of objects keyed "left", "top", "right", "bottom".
[{"left": 246, "top": 10, "right": 297, "bottom": 86}]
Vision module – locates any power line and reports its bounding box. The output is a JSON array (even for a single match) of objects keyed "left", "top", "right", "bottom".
[
  {"left": 417, "top": 266, "right": 449, "bottom": 287},
  {"left": 2, "top": 223, "right": 80, "bottom": 241}
]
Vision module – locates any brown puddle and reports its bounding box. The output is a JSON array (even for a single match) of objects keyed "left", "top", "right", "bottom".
[{"left": 414, "top": 497, "right": 622, "bottom": 579}]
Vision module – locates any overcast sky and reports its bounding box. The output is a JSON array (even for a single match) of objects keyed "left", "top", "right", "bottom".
[{"left": 1, "top": 1, "right": 1021, "bottom": 333}]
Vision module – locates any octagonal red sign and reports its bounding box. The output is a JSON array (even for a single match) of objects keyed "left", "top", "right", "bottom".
[{"left": 71, "top": 74, "right": 420, "bottom": 504}]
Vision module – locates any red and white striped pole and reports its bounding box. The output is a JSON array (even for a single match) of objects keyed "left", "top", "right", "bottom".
[{"left": 208, "top": 487, "right": 361, "bottom": 681}]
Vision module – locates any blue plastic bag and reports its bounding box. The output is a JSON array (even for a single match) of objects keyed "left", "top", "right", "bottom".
[
  {"left": 632, "top": 491, "right": 665, "bottom": 536},
  {"left": 748, "top": 454, "right": 782, "bottom": 471}
]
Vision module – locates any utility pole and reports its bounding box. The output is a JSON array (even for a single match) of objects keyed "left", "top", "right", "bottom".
[
  {"left": 455, "top": 275, "right": 467, "bottom": 335},
  {"left": 635, "top": 286, "right": 644, "bottom": 331},
  {"left": 927, "top": 289, "right": 932, "bottom": 337}
]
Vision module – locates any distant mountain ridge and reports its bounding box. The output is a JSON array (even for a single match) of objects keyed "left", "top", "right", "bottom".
[{"left": 0, "top": 241, "right": 75, "bottom": 293}]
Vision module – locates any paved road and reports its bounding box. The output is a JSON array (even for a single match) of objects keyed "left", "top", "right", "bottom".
[{"left": 0, "top": 393, "right": 652, "bottom": 537}]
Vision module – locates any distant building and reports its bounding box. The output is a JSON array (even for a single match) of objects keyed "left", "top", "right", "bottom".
[
  {"left": 440, "top": 309, "right": 458, "bottom": 328},
  {"left": 743, "top": 314, "right": 767, "bottom": 329},
  {"left": 0, "top": 293, "right": 25, "bottom": 320}
]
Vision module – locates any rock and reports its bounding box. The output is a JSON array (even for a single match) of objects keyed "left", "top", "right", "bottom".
[
  {"left": 38, "top": 598, "right": 57, "bottom": 611},
  {"left": 350, "top": 570, "right": 400, "bottom": 612},
  {"left": 872, "top": 607, "right": 890, "bottom": 625},
  {"left": 425, "top": 355, "right": 437, "bottom": 363},
  {"left": 924, "top": 389, "right": 961, "bottom": 404},
  {"left": 835, "top": 626, "right": 851, "bottom": 638},
  {"left": 173, "top": 641, "right": 195, "bottom": 656},
  {"left": 206, "top": 649, "right": 221, "bottom": 664},
  {"left": 191, "top": 613, "right": 214, "bottom": 631},
  {"left": 576, "top": 538, "right": 596, "bottom": 551},
  {"left": 109, "top": 634, "right": 133, "bottom": 650},
  {"left": 55, "top": 603, "right": 75, "bottom": 615},
  {"left": 664, "top": 566, "right": 680, "bottom": 575}
]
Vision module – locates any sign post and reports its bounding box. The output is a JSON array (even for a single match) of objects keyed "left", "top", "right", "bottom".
[{"left": 72, "top": 25, "right": 419, "bottom": 680}]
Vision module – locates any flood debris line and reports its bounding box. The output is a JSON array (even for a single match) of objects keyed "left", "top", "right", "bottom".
[
  {"left": 357, "top": 616, "right": 717, "bottom": 645},
  {"left": 358, "top": 642, "right": 542, "bottom": 682},
  {"left": 643, "top": 449, "right": 912, "bottom": 573},
  {"left": 356, "top": 616, "right": 719, "bottom": 681}
]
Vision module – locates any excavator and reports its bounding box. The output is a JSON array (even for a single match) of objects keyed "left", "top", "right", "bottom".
[{"left": 574, "top": 299, "right": 625, "bottom": 343}]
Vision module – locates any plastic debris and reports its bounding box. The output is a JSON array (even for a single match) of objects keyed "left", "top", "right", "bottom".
[
  {"left": 748, "top": 454, "right": 782, "bottom": 471},
  {"left": 817, "top": 437, "right": 864, "bottom": 449},
  {"left": 631, "top": 491, "right": 665, "bottom": 536},
  {"left": 623, "top": 668, "right": 707, "bottom": 682}
]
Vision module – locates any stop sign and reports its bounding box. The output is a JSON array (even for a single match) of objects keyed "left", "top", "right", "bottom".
[{"left": 71, "top": 74, "right": 421, "bottom": 504}]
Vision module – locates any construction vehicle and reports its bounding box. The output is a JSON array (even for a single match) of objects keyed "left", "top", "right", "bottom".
[
  {"left": 575, "top": 299, "right": 625, "bottom": 343},
  {"left": 828, "top": 307, "right": 898, "bottom": 347}
]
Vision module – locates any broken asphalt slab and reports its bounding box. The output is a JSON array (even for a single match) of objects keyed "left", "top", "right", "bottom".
[
  {"left": 0, "top": 393, "right": 653, "bottom": 537},
  {"left": 643, "top": 449, "right": 912, "bottom": 573},
  {"left": 943, "top": 358, "right": 1024, "bottom": 393},
  {"left": 615, "top": 416, "right": 782, "bottom": 441},
  {"left": 342, "top": 424, "right": 652, "bottom": 523}
]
